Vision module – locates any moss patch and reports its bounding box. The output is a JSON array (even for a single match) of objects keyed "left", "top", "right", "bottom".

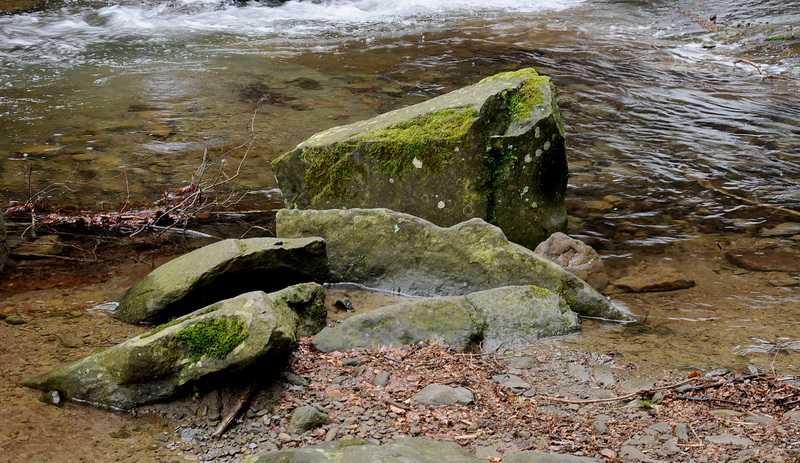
[
  {"left": 170, "top": 317, "right": 249, "bottom": 362},
  {"left": 481, "top": 68, "right": 550, "bottom": 121},
  {"left": 337, "top": 438, "right": 369, "bottom": 449},
  {"left": 300, "top": 107, "right": 478, "bottom": 203}
]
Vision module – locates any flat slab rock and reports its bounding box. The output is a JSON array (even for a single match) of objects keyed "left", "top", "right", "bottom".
[
  {"left": 112, "top": 237, "right": 328, "bottom": 324},
  {"left": 277, "top": 208, "right": 629, "bottom": 321},
  {"left": 726, "top": 247, "right": 800, "bottom": 273},
  {"left": 612, "top": 265, "right": 695, "bottom": 293},
  {"left": 312, "top": 285, "right": 579, "bottom": 353}
]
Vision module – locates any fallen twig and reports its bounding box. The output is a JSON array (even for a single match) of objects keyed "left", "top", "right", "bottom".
[
  {"left": 211, "top": 382, "right": 259, "bottom": 439},
  {"left": 544, "top": 377, "right": 699, "bottom": 404}
]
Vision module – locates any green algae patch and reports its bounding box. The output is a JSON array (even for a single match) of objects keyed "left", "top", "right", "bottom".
[
  {"left": 171, "top": 317, "right": 249, "bottom": 362},
  {"left": 300, "top": 107, "right": 478, "bottom": 203}
]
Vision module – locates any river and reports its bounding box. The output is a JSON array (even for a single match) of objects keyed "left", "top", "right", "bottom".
[{"left": 1, "top": 0, "right": 799, "bottom": 374}]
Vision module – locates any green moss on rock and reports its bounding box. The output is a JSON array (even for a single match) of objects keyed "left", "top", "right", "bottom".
[
  {"left": 300, "top": 107, "right": 479, "bottom": 203},
  {"left": 170, "top": 317, "right": 249, "bottom": 362}
]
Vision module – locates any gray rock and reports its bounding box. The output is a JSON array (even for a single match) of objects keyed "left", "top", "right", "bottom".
[
  {"left": 289, "top": 405, "right": 331, "bottom": 432},
  {"left": 502, "top": 450, "right": 602, "bottom": 462},
  {"left": 535, "top": 232, "right": 609, "bottom": 291},
  {"left": 112, "top": 237, "right": 328, "bottom": 324},
  {"left": 505, "top": 356, "right": 538, "bottom": 369},
  {"left": 277, "top": 208, "right": 629, "bottom": 320},
  {"left": 272, "top": 68, "right": 567, "bottom": 250},
  {"left": 591, "top": 364, "right": 615, "bottom": 386},
  {"left": 674, "top": 422, "right": 689, "bottom": 442},
  {"left": 373, "top": 371, "right": 390, "bottom": 387},
  {"left": 659, "top": 438, "right": 681, "bottom": 456},
  {"left": 567, "top": 363, "right": 591, "bottom": 382},
  {"left": 492, "top": 374, "right": 532, "bottom": 393},
  {"left": 22, "top": 284, "right": 326, "bottom": 410},
  {"left": 647, "top": 422, "right": 673, "bottom": 434},
  {"left": 786, "top": 410, "right": 800, "bottom": 422},
  {"left": 312, "top": 286, "right": 579, "bottom": 353},
  {"left": 705, "top": 434, "right": 754, "bottom": 446},
  {"left": 592, "top": 420, "right": 609, "bottom": 435},
  {"left": 412, "top": 384, "right": 474, "bottom": 405},
  {"left": 619, "top": 445, "right": 649, "bottom": 461},
  {"left": 242, "top": 437, "right": 483, "bottom": 463}
]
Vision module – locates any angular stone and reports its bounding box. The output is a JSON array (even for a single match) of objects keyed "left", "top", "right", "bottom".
[
  {"left": 288, "top": 405, "right": 331, "bottom": 432},
  {"left": 23, "top": 284, "right": 326, "bottom": 410},
  {"left": 705, "top": 434, "right": 753, "bottom": 446},
  {"left": 112, "top": 237, "right": 328, "bottom": 324},
  {"left": 242, "top": 438, "right": 483, "bottom": 463},
  {"left": 277, "top": 208, "right": 629, "bottom": 320},
  {"left": 535, "top": 232, "right": 609, "bottom": 291},
  {"left": 491, "top": 374, "right": 532, "bottom": 393},
  {"left": 312, "top": 286, "right": 579, "bottom": 353},
  {"left": 412, "top": 384, "right": 474, "bottom": 406},
  {"left": 272, "top": 68, "right": 567, "bottom": 249}
]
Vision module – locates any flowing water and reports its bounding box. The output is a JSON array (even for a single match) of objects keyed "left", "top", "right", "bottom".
[{"left": 1, "top": 0, "right": 799, "bottom": 375}]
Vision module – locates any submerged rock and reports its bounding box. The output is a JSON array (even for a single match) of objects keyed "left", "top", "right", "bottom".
[
  {"left": 272, "top": 68, "right": 567, "bottom": 249},
  {"left": 312, "top": 285, "right": 580, "bottom": 353},
  {"left": 23, "top": 284, "right": 326, "bottom": 410},
  {"left": 612, "top": 265, "right": 695, "bottom": 293},
  {"left": 277, "top": 208, "right": 628, "bottom": 320},
  {"left": 112, "top": 237, "right": 328, "bottom": 324},
  {"left": 243, "top": 437, "right": 483, "bottom": 463}
]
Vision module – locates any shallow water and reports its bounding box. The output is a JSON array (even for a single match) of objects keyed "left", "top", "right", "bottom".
[{"left": 1, "top": 0, "right": 799, "bottom": 374}]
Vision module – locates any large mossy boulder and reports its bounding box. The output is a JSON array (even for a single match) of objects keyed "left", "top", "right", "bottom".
[
  {"left": 112, "top": 237, "right": 328, "bottom": 324},
  {"left": 23, "top": 284, "right": 326, "bottom": 410},
  {"left": 243, "top": 438, "right": 484, "bottom": 463},
  {"left": 312, "top": 285, "right": 579, "bottom": 353},
  {"left": 276, "top": 208, "right": 629, "bottom": 321},
  {"left": 272, "top": 68, "right": 567, "bottom": 249}
]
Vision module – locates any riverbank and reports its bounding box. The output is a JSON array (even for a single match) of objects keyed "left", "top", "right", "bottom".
[{"left": 1, "top": 225, "right": 798, "bottom": 462}]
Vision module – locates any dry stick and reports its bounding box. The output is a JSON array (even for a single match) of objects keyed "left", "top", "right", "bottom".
[
  {"left": 543, "top": 377, "right": 699, "bottom": 404},
  {"left": 734, "top": 59, "right": 763, "bottom": 75},
  {"left": 212, "top": 382, "right": 259, "bottom": 439},
  {"left": 685, "top": 171, "right": 800, "bottom": 218}
]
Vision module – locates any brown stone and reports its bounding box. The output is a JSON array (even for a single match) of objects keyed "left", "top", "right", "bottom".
[
  {"left": 613, "top": 266, "right": 695, "bottom": 293},
  {"left": 726, "top": 248, "right": 800, "bottom": 273}
]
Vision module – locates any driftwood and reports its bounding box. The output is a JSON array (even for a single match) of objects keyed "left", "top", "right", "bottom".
[{"left": 211, "top": 382, "right": 260, "bottom": 439}]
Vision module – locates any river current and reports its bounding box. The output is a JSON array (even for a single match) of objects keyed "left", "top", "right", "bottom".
[{"left": 1, "top": 0, "right": 799, "bottom": 373}]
